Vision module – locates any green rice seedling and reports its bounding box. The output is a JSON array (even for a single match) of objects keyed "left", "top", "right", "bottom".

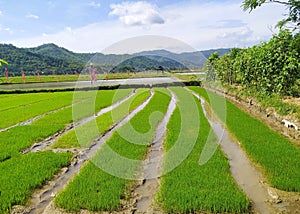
[
  {"left": 158, "top": 87, "right": 249, "bottom": 213},
  {"left": 0, "top": 92, "right": 65, "bottom": 112},
  {"left": 0, "top": 151, "right": 72, "bottom": 214},
  {"left": 52, "top": 89, "right": 150, "bottom": 148},
  {"left": 0, "top": 92, "right": 74, "bottom": 129},
  {"left": 0, "top": 90, "right": 129, "bottom": 160},
  {"left": 190, "top": 86, "right": 300, "bottom": 192},
  {"left": 33, "top": 89, "right": 131, "bottom": 126},
  {"left": 54, "top": 89, "right": 171, "bottom": 212},
  {"left": 0, "top": 125, "right": 63, "bottom": 160}
]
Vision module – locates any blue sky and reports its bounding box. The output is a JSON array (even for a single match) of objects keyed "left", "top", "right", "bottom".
[{"left": 0, "top": 0, "right": 285, "bottom": 53}]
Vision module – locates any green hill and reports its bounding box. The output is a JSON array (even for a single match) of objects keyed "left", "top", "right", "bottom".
[
  {"left": 0, "top": 43, "right": 230, "bottom": 76},
  {"left": 110, "top": 55, "right": 188, "bottom": 73}
]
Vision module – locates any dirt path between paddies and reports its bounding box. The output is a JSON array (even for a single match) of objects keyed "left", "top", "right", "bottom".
[
  {"left": 124, "top": 89, "right": 177, "bottom": 214},
  {"left": 22, "top": 89, "right": 136, "bottom": 154},
  {"left": 191, "top": 89, "right": 300, "bottom": 214},
  {"left": 12, "top": 90, "right": 153, "bottom": 214}
]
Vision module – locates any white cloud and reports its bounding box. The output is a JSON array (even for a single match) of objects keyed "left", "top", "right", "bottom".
[
  {"left": 88, "top": 1, "right": 101, "bottom": 8},
  {"left": 0, "top": 10, "right": 2, "bottom": 16},
  {"left": 26, "top": 13, "right": 39, "bottom": 19},
  {"left": 6, "top": 1, "right": 286, "bottom": 53},
  {"left": 109, "top": 1, "right": 164, "bottom": 26}
]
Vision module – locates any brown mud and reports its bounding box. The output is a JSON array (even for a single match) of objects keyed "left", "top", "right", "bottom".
[{"left": 12, "top": 90, "right": 154, "bottom": 214}]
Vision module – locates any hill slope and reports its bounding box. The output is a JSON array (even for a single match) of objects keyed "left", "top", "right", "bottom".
[{"left": 0, "top": 43, "right": 230, "bottom": 75}]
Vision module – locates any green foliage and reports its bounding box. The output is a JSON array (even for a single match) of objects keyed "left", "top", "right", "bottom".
[
  {"left": 191, "top": 87, "right": 300, "bottom": 191},
  {"left": 54, "top": 89, "right": 171, "bottom": 212},
  {"left": 158, "top": 87, "right": 249, "bottom": 213},
  {"left": 204, "top": 51, "right": 219, "bottom": 81},
  {"left": 210, "top": 30, "right": 300, "bottom": 97},
  {"left": 0, "top": 44, "right": 84, "bottom": 75},
  {"left": 111, "top": 55, "right": 188, "bottom": 73}
]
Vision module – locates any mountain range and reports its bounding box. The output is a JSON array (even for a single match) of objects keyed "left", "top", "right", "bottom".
[{"left": 0, "top": 43, "right": 230, "bottom": 75}]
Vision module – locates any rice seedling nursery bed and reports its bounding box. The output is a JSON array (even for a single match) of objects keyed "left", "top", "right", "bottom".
[
  {"left": 54, "top": 88, "right": 171, "bottom": 212},
  {"left": 0, "top": 89, "right": 132, "bottom": 213},
  {"left": 52, "top": 88, "right": 150, "bottom": 148},
  {"left": 189, "top": 86, "right": 300, "bottom": 192},
  {"left": 1, "top": 85, "right": 299, "bottom": 214},
  {"left": 158, "top": 87, "right": 249, "bottom": 213}
]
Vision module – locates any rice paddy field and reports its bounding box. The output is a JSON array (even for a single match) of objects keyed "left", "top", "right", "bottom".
[{"left": 0, "top": 84, "right": 299, "bottom": 214}]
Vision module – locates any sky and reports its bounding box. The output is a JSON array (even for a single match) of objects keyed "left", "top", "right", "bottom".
[{"left": 0, "top": 0, "right": 286, "bottom": 53}]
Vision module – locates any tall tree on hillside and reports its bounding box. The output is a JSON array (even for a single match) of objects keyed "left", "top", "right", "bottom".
[{"left": 242, "top": 0, "right": 300, "bottom": 29}]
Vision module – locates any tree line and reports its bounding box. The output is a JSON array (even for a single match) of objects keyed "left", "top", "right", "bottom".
[{"left": 205, "top": 29, "right": 300, "bottom": 97}]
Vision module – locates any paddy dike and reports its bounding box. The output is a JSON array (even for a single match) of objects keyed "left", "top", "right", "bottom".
[{"left": 14, "top": 90, "right": 154, "bottom": 214}]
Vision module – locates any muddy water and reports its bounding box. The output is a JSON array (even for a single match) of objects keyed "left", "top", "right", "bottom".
[
  {"left": 134, "top": 90, "right": 177, "bottom": 214},
  {"left": 190, "top": 90, "right": 275, "bottom": 214},
  {"left": 22, "top": 90, "right": 135, "bottom": 153},
  {"left": 23, "top": 90, "right": 154, "bottom": 214}
]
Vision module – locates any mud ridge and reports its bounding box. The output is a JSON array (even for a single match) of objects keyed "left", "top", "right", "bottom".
[{"left": 15, "top": 90, "right": 154, "bottom": 214}]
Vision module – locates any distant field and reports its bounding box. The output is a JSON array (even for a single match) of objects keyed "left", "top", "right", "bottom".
[{"left": 0, "top": 72, "right": 170, "bottom": 84}]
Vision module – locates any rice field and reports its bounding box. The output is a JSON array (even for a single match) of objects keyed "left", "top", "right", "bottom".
[
  {"left": 190, "top": 86, "right": 300, "bottom": 191},
  {"left": 0, "top": 85, "right": 299, "bottom": 213}
]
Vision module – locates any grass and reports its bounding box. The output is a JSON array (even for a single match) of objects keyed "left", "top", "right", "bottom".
[
  {"left": 52, "top": 89, "right": 150, "bottom": 148},
  {"left": 190, "top": 86, "right": 300, "bottom": 192},
  {"left": 54, "top": 89, "right": 171, "bottom": 212},
  {"left": 157, "top": 87, "right": 249, "bottom": 213},
  {"left": 0, "top": 151, "right": 72, "bottom": 214}
]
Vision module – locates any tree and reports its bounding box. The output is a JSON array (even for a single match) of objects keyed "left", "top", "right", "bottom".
[
  {"left": 205, "top": 51, "right": 219, "bottom": 81},
  {"left": 242, "top": 0, "right": 300, "bottom": 29}
]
